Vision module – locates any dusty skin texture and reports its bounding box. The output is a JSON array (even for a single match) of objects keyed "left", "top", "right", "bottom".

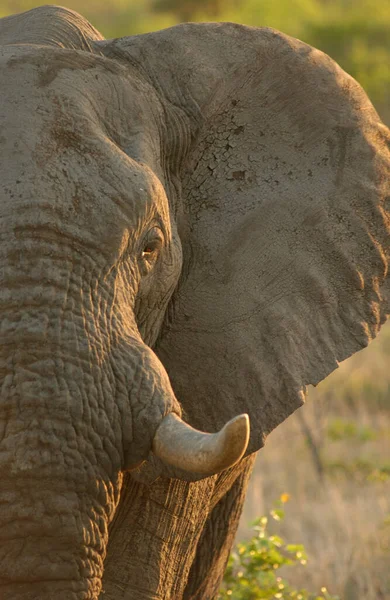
[{"left": 0, "top": 4, "right": 389, "bottom": 599}]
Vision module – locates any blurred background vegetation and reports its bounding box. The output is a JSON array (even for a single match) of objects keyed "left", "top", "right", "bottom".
[{"left": 2, "top": 1, "right": 389, "bottom": 598}]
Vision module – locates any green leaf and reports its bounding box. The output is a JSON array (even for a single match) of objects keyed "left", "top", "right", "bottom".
[{"left": 219, "top": 499, "right": 339, "bottom": 600}]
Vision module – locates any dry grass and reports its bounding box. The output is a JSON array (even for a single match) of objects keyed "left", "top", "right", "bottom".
[{"left": 238, "top": 320, "right": 390, "bottom": 599}]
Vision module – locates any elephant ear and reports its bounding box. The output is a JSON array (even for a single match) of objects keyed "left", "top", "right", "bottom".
[{"left": 98, "top": 23, "right": 390, "bottom": 457}]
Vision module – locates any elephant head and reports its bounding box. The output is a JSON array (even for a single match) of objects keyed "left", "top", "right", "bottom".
[{"left": 0, "top": 5, "right": 389, "bottom": 599}]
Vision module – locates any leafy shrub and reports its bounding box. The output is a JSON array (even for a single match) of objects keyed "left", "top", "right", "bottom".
[{"left": 219, "top": 495, "right": 339, "bottom": 600}]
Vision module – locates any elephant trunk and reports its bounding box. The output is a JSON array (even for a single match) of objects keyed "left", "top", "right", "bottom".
[
  {"left": 0, "top": 471, "right": 107, "bottom": 599},
  {"left": 0, "top": 306, "right": 119, "bottom": 598},
  {"left": 0, "top": 268, "right": 171, "bottom": 598}
]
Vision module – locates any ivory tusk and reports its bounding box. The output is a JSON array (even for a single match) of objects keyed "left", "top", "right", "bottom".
[{"left": 152, "top": 413, "right": 250, "bottom": 476}]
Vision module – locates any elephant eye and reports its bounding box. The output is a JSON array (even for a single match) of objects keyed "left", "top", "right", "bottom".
[
  {"left": 141, "top": 227, "right": 164, "bottom": 260},
  {"left": 142, "top": 243, "right": 158, "bottom": 257}
]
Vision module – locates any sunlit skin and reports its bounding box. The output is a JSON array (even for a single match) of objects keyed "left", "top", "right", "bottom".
[{"left": 0, "top": 5, "right": 389, "bottom": 600}]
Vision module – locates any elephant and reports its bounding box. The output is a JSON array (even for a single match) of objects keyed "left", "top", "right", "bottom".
[{"left": 0, "top": 4, "right": 389, "bottom": 599}]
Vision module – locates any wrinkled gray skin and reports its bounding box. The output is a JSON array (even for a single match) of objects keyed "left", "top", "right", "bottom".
[{"left": 0, "top": 5, "right": 389, "bottom": 600}]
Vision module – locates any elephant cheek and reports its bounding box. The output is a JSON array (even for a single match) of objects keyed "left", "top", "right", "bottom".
[{"left": 112, "top": 339, "right": 182, "bottom": 471}]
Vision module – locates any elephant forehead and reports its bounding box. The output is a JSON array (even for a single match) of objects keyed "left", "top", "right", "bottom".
[
  {"left": 0, "top": 46, "right": 167, "bottom": 259},
  {"left": 6, "top": 45, "right": 123, "bottom": 88},
  {"left": 2, "top": 42, "right": 125, "bottom": 91},
  {"left": 0, "top": 44, "right": 160, "bottom": 155}
]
